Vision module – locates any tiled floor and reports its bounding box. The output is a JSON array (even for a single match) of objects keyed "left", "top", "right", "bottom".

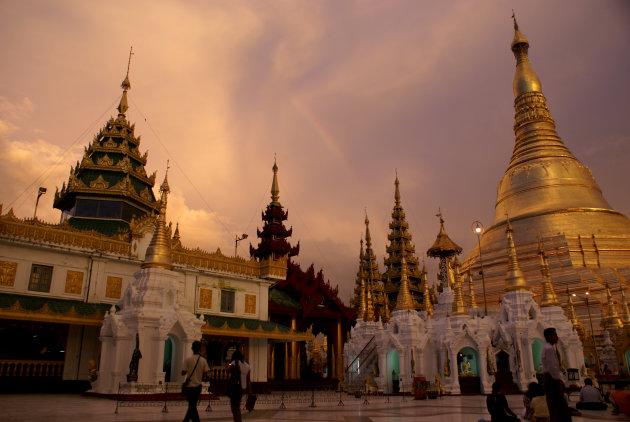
[{"left": 2, "top": 393, "right": 630, "bottom": 422}]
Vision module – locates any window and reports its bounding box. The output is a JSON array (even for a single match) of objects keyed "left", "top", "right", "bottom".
[
  {"left": 28, "top": 264, "right": 53, "bottom": 292},
  {"left": 220, "top": 290, "right": 235, "bottom": 313}
]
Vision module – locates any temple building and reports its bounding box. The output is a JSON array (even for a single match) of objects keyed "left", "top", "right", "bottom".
[
  {"left": 0, "top": 67, "right": 309, "bottom": 392},
  {"left": 460, "top": 17, "right": 630, "bottom": 364},
  {"left": 250, "top": 162, "right": 354, "bottom": 383}
]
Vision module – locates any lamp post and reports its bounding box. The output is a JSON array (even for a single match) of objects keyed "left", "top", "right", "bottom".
[
  {"left": 573, "top": 290, "right": 600, "bottom": 374},
  {"left": 33, "top": 187, "right": 47, "bottom": 220},
  {"left": 472, "top": 221, "right": 488, "bottom": 316},
  {"left": 234, "top": 233, "right": 248, "bottom": 257}
]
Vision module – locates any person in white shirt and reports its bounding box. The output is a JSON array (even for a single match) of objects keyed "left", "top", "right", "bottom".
[
  {"left": 577, "top": 378, "right": 607, "bottom": 410},
  {"left": 181, "top": 341, "right": 210, "bottom": 422},
  {"left": 541, "top": 327, "right": 572, "bottom": 422}
]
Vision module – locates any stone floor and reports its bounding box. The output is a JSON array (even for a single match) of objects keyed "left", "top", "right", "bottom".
[{"left": 3, "top": 393, "right": 630, "bottom": 421}]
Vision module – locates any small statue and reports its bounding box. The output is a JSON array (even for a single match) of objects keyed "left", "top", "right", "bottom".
[{"left": 127, "top": 333, "right": 142, "bottom": 382}]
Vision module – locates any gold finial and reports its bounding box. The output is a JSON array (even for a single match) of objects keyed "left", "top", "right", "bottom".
[
  {"left": 382, "top": 293, "right": 391, "bottom": 322},
  {"left": 603, "top": 282, "right": 623, "bottom": 330},
  {"left": 117, "top": 47, "right": 133, "bottom": 116},
  {"left": 359, "top": 267, "right": 367, "bottom": 320},
  {"left": 467, "top": 269, "right": 478, "bottom": 309},
  {"left": 452, "top": 259, "right": 467, "bottom": 315},
  {"left": 422, "top": 270, "right": 433, "bottom": 317},
  {"left": 394, "top": 171, "right": 400, "bottom": 206},
  {"left": 504, "top": 216, "right": 529, "bottom": 291},
  {"left": 394, "top": 254, "right": 415, "bottom": 311},
  {"left": 510, "top": 15, "right": 541, "bottom": 97},
  {"left": 365, "top": 277, "right": 375, "bottom": 322},
  {"left": 538, "top": 238, "right": 559, "bottom": 306},
  {"left": 142, "top": 162, "right": 173, "bottom": 270},
  {"left": 364, "top": 212, "right": 372, "bottom": 245},
  {"left": 565, "top": 288, "right": 585, "bottom": 338},
  {"left": 270, "top": 157, "right": 280, "bottom": 206}
]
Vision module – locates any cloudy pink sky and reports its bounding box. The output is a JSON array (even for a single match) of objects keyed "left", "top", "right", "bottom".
[{"left": 1, "top": 1, "right": 629, "bottom": 302}]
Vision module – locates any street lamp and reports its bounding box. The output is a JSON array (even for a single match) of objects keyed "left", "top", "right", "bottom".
[
  {"left": 472, "top": 221, "right": 488, "bottom": 316},
  {"left": 33, "top": 187, "right": 47, "bottom": 220},
  {"left": 572, "top": 290, "right": 600, "bottom": 374},
  {"left": 234, "top": 233, "right": 248, "bottom": 257}
]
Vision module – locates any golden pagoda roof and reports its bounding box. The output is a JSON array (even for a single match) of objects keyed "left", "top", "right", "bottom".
[
  {"left": 142, "top": 168, "right": 173, "bottom": 270},
  {"left": 504, "top": 218, "right": 529, "bottom": 292},
  {"left": 394, "top": 255, "right": 415, "bottom": 311},
  {"left": 427, "top": 214, "right": 462, "bottom": 257}
]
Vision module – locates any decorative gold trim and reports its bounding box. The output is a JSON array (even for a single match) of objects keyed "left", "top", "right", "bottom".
[
  {"left": 105, "top": 276, "right": 122, "bottom": 299},
  {"left": 64, "top": 270, "right": 84, "bottom": 295},
  {"left": 199, "top": 288, "right": 212, "bottom": 309},
  {"left": 201, "top": 320, "right": 312, "bottom": 341},
  {"left": 0, "top": 301, "right": 105, "bottom": 326},
  {"left": 89, "top": 175, "right": 109, "bottom": 189},
  {"left": 245, "top": 294, "right": 256, "bottom": 314},
  {"left": 0, "top": 260, "right": 18, "bottom": 287}
]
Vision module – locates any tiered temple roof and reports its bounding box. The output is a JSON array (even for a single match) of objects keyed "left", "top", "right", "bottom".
[{"left": 54, "top": 62, "right": 158, "bottom": 236}]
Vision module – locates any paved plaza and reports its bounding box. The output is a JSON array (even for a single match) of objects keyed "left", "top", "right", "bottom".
[{"left": 2, "top": 393, "right": 630, "bottom": 422}]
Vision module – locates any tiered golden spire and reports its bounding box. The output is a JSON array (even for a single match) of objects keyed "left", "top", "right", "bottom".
[
  {"left": 510, "top": 13, "right": 541, "bottom": 97},
  {"left": 467, "top": 269, "right": 478, "bottom": 309},
  {"left": 270, "top": 158, "right": 280, "bottom": 206},
  {"left": 566, "top": 289, "right": 585, "bottom": 339},
  {"left": 365, "top": 278, "right": 375, "bottom": 322},
  {"left": 117, "top": 47, "right": 133, "bottom": 116},
  {"left": 538, "top": 238, "right": 559, "bottom": 306},
  {"left": 603, "top": 283, "right": 623, "bottom": 330},
  {"left": 504, "top": 217, "right": 529, "bottom": 291},
  {"left": 142, "top": 164, "right": 173, "bottom": 270},
  {"left": 381, "top": 294, "right": 391, "bottom": 322},
  {"left": 422, "top": 268, "right": 433, "bottom": 317},
  {"left": 452, "top": 258, "right": 467, "bottom": 315},
  {"left": 359, "top": 267, "right": 367, "bottom": 320},
  {"left": 394, "top": 255, "right": 415, "bottom": 311}
]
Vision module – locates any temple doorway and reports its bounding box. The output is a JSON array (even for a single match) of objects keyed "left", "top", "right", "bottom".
[
  {"left": 531, "top": 338, "right": 544, "bottom": 374},
  {"left": 386, "top": 349, "right": 400, "bottom": 393},
  {"left": 457, "top": 347, "right": 481, "bottom": 394},
  {"left": 494, "top": 350, "right": 518, "bottom": 393},
  {"left": 163, "top": 336, "right": 173, "bottom": 382}
]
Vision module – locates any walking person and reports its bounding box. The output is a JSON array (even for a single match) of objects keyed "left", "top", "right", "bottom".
[
  {"left": 227, "top": 350, "right": 251, "bottom": 422},
  {"left": 541, "top": 327, "right": 572, "bottom": 422},
  {"left": 181, "top": 341, "right": 210, "bottom": 422}
]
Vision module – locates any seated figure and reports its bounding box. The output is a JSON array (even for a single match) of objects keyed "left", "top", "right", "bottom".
[{"left": 576, "top": 378, "right": 607, "bottom": 411}]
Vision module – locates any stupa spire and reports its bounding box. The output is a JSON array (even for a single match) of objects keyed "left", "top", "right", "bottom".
[
  {"left": 394, "top": 171, "right": 401, "bottom": 207},
  {"left": 142, "top": 163, "right": 172, "bottom": 270},
  {"left": 271, "top": 157, "right": 280, "bottom": 206},
  {"left": 359, "top": 267, "right": 367, "bottom": 320},
  {"left": 427, "top": 210, "right": 462, "bottom": 291},
  {"left": 510, "top": 12, "right": 541, "bottom": 97},
  {"left": 363, "top": 212, "right": 381, "bottom": 285},
  {"left": 504, "top": 217, "right": 528, "bottom": 291},
  {"left": 117, "top": 46, "right": 133, "bottom": 116},
  {"left": 394, "top": 254, "right": 415, "bottom": 311},
  {"left": 467, "top": 269, "right": 478, "bottom": 309},
  {"left": 603, "top": 283, "right": 623, "bottom": 330},
  {"left": 365, "top": 278, "right": 375, "bottom": 322},
  {"left": 566, "top": 289, "right": 586, "bottom": 339},
  {"left": 452, "top": 258, "right": 467, "bottom": 315},
  {"left": 422, "top": 268, "right": 433, "bottom": 317},
  {"left": 538, "top": 238, "right": 559, "bottom": 306}
]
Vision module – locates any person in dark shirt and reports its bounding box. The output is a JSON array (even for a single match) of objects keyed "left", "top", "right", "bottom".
[{"left": 486, "top": 381, "right": 519, "bottom": 422}]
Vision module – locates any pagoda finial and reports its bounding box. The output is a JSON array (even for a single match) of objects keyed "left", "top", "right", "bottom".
[
  {"left": 467, "top": 269, "right": 479, "bottom": 309},
  {"left": 422, "top": 270, "right": 433, "bottom": 317},
  {"left": 566, "top": 288, "right": 585, "bottom": 339},
  {"left": 359, "top": 267, "right": 367, "bottom": 320},
  {"left": 365, "top": 277, "right": 375, "bottom": 322},
  {"left": 452, "top": 259, "right": 467, "bottom": 315},
  {"left": 270, "top": 156, "right": 280, "bottom": 206},
  {"left": 538, "top": 238, "right": 559, "bottom": 306},
  {"left": 142, "top": 162, "right": 172, "bottom": 270},
  {"left": 394, "top": 171, "right": 400, "bottom": 206},
  {"left": 364, "top": 211, "right": 372, "bottom": 246},
  {"left": 603, "top": 282, "right": 623, "bottom": 330},
  {"left": 394, "top": 254, "right": 415, "bottom": 311},
  {"left": 510, "top": 15, "right": 541, "bottom": 97},
  {"left": 504, "top": 215, "right": 529, "bottom": 291},
  {"left": 382, "top": 294, "right": 391, "bottom": 322},
  {"left": 117, "top": 46, "right": 133, "bottom": 116}
]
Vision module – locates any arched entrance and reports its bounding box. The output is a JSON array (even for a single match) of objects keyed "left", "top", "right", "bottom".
[
  {"left": 531, "top": 338, "right": 544, "bottom": 374},
  {"left": 163, "top": 336, "right": 174, "bottom": 382},
  {"left": 494, "top": 350, "right": 518, "bottom": 393},
  {"left": 457, "top": 347, "right": 481, "bottom": 394},
  {"left": 387, "top": 349, "right": 400, "bottom": 393}
]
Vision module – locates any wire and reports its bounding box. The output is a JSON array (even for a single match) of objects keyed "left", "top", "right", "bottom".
[{"left": 5, "top": 95, "right": 121, "bottom": 212}]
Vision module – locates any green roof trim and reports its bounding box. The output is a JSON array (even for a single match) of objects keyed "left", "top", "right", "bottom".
[
  {"left": 68, "top": 218, "right": 129, "bottom": 237},
  {"left": 269, "top": 287, "right": 302, "bottom": 310},
  {"left": 0, "top": 293, "right": 112, "bottom": 316}
]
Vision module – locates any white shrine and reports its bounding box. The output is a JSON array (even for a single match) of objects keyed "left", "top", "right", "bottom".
[{"left": 345, "top": 220, "right": 584, "bottom": 395}]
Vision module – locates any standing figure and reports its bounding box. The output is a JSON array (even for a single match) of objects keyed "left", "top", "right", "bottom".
[
  {"left": 127, "top": 333, "right": 142, "bottom": 382},
  {"left": 181, "top": 341, "right": 210, "bottom": 422},
  {"left": 541, "top": 327, "right": 572, "bottom": 422},
  {"left": 227, "top": 350, "right": 251, "bottom": 422}
]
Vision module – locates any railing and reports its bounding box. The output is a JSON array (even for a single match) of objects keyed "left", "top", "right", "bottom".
[
  {"left": 345, "top": 336, "right": 378, "bottom": 392},
  {"left": 0, "top": 360, "right": 64, "bottom": 377},
  {"left": 345, "top": 336, "right": 375, "bottom": 373},
  {"left": 210, "top": 366, "right": 229, "bottom": 380}
]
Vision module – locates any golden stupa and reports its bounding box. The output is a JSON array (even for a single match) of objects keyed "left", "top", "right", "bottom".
[{"left": 461, "top": 17, "right": 630, "bottom": 332}]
